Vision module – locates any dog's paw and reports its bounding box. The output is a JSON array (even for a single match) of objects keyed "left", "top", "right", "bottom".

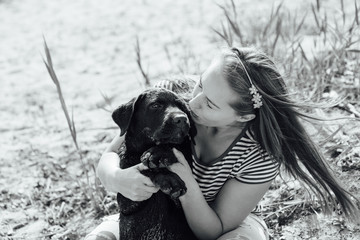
[
  {"left": 141, "top": 146, "right": 177, "bottom": 169},
  {"left": 169, "top": 185, "right": 187, "bottom": 199},
  {"left": 152, "top": 171, "right": 187, "bottom": 199}
]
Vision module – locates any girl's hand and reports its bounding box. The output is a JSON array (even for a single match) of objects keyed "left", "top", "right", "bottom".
[
  {"left": 168, "top": 148, "right": 194, "bottom": 183},
  {"left": 114, "top": 163, "right": 160, "bottom": 201}
]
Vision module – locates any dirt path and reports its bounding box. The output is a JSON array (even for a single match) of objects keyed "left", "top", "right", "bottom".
[{"left": 1, "top": 0, "right": 359, "bottom": 239}]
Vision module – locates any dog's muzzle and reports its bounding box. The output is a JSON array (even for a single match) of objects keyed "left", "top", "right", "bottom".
[
  {"left": 153, "top": 113, "right": 190, "bottom": 145},
  {"left": 172, "top": 114, "right": 189, "bottom": 129}
]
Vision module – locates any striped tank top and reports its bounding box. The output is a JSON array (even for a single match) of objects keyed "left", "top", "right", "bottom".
[{"left": 191, "top": 126, "right": 279, "bottom": 202}]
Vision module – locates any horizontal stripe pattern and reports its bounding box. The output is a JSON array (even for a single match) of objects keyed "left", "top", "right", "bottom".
[{"left": 192, "top": 130, "right": 279, "bottom": 202}]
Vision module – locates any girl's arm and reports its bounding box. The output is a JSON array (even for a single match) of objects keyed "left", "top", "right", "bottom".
[
  {"left": 97, "top": 135, "right": 159, "bottom": 201},
  {"left": 96, "top": 134, "right": 123, "bottom": 192},
  {"left": 170, "top": 149, "right": 272, "bottom": 240}
]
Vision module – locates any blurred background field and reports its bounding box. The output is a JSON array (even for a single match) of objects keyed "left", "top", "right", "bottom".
[{"left": 1, "top": 0, "right": 359, "bottom": 239}]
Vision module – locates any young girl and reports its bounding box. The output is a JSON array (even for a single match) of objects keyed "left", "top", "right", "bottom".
[{"left": 86, "top": 47, "right": 357, "bottom": 240}]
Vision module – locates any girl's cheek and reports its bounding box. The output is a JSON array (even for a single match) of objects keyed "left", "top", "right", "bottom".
[
  {"left": 189, "top": 93, "right": 202, "bottom": 109},
  {"left": 189, "top": 99, "right": 197, "bottom": 111},
  {"left": 192, "top": 88, "right": 200, "bottom": 98}
]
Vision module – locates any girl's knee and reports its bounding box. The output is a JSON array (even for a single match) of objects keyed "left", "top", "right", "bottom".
[
  {"left": 84, "top": 231, "right": 117, "bottom": 240},
  {"left": 217, "top": 214, "right": 269, "bottom": 240},
  {"left": 217, "top": 231, "right": 267, "bottom": 240},
  {"left": 84, "top": 214, "right": 119, "bottom": 240}
]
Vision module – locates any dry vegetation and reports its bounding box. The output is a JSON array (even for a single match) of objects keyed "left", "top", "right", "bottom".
[{"left": 1, "top": 0, "right": 359, "bottom": 239}]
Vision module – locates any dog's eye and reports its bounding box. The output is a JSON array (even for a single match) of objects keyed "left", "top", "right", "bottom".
[{"left": 150, "top": 103, "right": 162, "bottom": 109}]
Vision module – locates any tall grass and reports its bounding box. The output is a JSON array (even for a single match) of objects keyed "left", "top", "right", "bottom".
[
  {"left": 42, "top": 38, "right": 105, "bottom": 214},
  {"left": 213, "top": 0, "right": 360, "bottom": 103}
]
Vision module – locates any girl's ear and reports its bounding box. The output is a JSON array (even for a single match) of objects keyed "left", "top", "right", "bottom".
[{"left": 236, "top": 114, "right": 255, "bottom": 122}]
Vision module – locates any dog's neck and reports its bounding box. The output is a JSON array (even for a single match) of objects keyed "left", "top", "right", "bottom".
[{"left": 124, "top": 130, "right": 156, "bottom": 153}]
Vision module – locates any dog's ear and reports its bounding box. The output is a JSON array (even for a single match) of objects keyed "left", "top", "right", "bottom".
[{"left": 112, "top": 95, "right": 141, "bottom": 136}]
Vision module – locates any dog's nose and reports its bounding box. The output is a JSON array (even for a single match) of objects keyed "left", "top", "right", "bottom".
[{"left": 173, "top": 115, "right": 188, "bottom": 126}]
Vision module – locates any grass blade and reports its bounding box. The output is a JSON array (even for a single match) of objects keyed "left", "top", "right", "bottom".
[
  {"left": 274, "top": 1, "right": 284, "bottom": 17},
  {"left": 345, "top": 48, "right": 360, "bottom": 53},
  {"left": 135, "top": 36, "right": 151, "bottom": 87},
  {"left": 42, "top": 38, "right": 74, "bottom": 137},
  {"left": 355, "top": 0, "right": 359, "bottom": 25},
  {"left": 316, "top": 0, "right": 320, "bottom": 11},
  {"left": 211, "top": 21, "right": 233, "bottom": 47},
  {"left": 225, "top": 14, "right": 242, "bottom": 43},
  {"left": 271, "top": 17, "right": 282, "bottom": 56},
  {"left": 295, "top": 12, "right": 308, "bottom": 35},
  {"left": 298, "top": 42, "right": 310, "bottom": 63},
  {"left": 230, "top": 0, "right": 237, "bottom": 19},
  {"left": 311, "top": 3, "right": 320, "bottom": 30},
  {"left": 217, "top": 2, "right": 240, "bottom": 44},
  {"left": 341, "top": 0, "right": 345, "bottom": 25},
  {"left": 43, "top": 35, "right": 53, "bottom": 68}
]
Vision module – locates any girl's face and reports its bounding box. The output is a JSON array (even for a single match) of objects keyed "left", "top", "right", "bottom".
[{"left": 189, "top": 56, "right": 242, "bottom": 127}]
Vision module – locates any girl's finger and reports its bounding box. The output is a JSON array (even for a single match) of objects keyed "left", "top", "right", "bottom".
[
  {"left": 168, "top": 162, "right": 181, "bottom": 172},
  {"left": 143, "top": 179, "right": 156, "bottom": 188},
  {"left": 172, "top": 148, "right": 187, "bottom": 164},
  {"left": 141, "top": 174, "right": 157, "bottom": 187},
  {"left": 136, "top": 163, "right": 149, "bottom": 171},
  {"left": 143, "top": 185, "right": 159, "bottom": 194},
  {"left": 133, "top": 193, "right": 152, "bottom": 201}
]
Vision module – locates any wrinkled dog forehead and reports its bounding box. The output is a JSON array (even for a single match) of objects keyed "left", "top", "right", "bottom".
[{"left": 142, "top": 88, "right": 177, "bottom": 103}]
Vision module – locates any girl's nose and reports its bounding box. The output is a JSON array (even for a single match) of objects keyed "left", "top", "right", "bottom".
[{"left": 189, "top": 93, "right": 202, "bottom": 110}]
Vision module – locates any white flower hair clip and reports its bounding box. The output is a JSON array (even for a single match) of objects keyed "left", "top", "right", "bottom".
[
  {"left": 238, "top": 59, "right": 263, "bottom": 109},
  {"left": 249, "top": 85, "right": 263, "bottom": 109}
]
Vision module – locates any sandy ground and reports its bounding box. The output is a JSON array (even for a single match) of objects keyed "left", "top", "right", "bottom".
[{"left": 1, "top": 0, "right": 359, "bottom": 239}]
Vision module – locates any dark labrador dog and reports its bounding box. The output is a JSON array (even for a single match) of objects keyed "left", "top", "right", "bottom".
[{"left": 112, "top": 88, "right": 198, "bottom": 240}]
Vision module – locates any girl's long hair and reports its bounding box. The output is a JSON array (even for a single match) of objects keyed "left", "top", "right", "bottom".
[{"left": 222, "top": 47, "right": 358, "bottom": 218}]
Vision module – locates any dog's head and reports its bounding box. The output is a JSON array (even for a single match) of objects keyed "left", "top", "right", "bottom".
[{"left": 112, "top": 88, "right": 195, "bottom": 145}]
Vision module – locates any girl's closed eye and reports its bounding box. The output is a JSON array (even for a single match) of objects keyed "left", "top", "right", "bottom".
[{"left": 198, "top": 77, "right": 216, "bottom": 109}]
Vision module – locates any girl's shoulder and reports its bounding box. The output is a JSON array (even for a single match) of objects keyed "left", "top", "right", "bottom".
[
  {"left": 232, "top": 130, "right": 280, "bottom": 184},
  {"left": 230, "top": 125, "right": 259, "bottom": 152},
  {"left": 241, "top": 129, "right": 277, "bottom": 162}
]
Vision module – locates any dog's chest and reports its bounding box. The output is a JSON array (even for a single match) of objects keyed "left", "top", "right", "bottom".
[{"left": 118, "top": 143, "right": 142, "bottom": 169}]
